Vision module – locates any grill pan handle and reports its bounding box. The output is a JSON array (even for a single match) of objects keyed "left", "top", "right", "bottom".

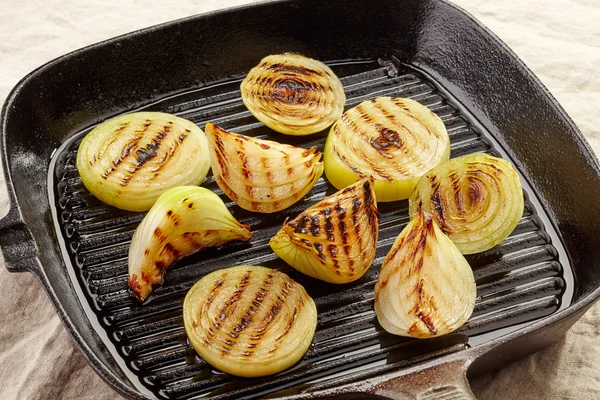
[
  {"left": 0, "top": 187, "right": 40, "bottom": 275},
  {"left": 365, "top": 358, "right": 476, "bottom": 400},
  {"left": 286, "top": 357, "right": 476, "bottom": 399}
]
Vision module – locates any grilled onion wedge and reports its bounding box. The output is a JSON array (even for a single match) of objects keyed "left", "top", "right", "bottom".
[
  {"left": 270, "top": 178, "right": 378, "bottom": 283},
  {"left": 409, "top": 153, "right": 524, "bottom": 254},
  {"left": 128, "top": 186, "right": 252, "bottom": 302},
  {"left": 241, "top": 53, "right": 346, "bottom": 135},
  {"left": 375, "top": 210, "right": 476, "bottom": 338},
  {"left": 183, "top": 265, "right": 317, "bottom": 377},
  {"left": 324, "top": 97, "right": 450, "bottom": 202},
  {"left": 205, "top": 122, "right": 323, "bottom": 213},
  {"left": 77, "top": 112, "right": 210, "bottom": 211}
]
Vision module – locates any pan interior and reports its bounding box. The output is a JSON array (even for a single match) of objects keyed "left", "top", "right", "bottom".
[{"left": 48, "top": 58, "right": 574, "bottom": 400}]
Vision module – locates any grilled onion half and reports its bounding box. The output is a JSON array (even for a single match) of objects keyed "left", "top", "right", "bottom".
[
  {"left": 375, "top": 210, "right": 476, "bottom": 338},
  {"left": 76, "top": 112, "right": 210, "bottom": 211},
  {"left": 240, "top": 53, "right": 346, "bottom": 135},
  {"left": 205, "top": 123, "right": 323, "bottom": 213},
  {"left": 183, "top": 265, "right": 317, "bottom": 377},
  {"left": 324, "top": 97, "right": 450, "bottom": 202},
  {"left": 128, "top": 186, "right": 251, "bottom": 302},
  {"left": 409, "top": 153, "right": 524, "bottom": 254},
  {"left": 270, "top": 178, "right": 378, "bottom": 284}
]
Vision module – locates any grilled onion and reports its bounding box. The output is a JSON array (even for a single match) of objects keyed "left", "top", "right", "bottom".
[
  {"left": 375, "top": 210, "right": 476, "bottom": 338},
  {"left": 128, "top": 186, "right": 251, "bottom": 302},
  {"left": 205, "top": 122, "right": 323, "bottom": 213},
  {"left": 76, "top": 112, "right": 210, "bottom": 211},
  {"left": 240, "top": 53, "right": 345, "bottom": 135},
  {"left": 409, "top": 153, "right": 524, "bottom": 254},
  {"left": 324, "top": 97, "right": 450, "bottom": 202},
  {"left": 269, "top": 178, "right": 378, "bottom": 283},
  {"left": 183, "top": 265, "right": 317, "bottom": 377}
]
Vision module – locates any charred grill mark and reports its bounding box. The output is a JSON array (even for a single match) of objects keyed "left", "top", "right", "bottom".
[
  {"left": 352, "top": 198, "right": 361, "bottom": 214},
  {"left": 260, "top": 143, "right": 271, "bottom": 150},
  {"left": 237, "top": 150, "right": 252, "bottom": 180},
  {"left": 431, "top": 190, "right": 450, "bottom": 234},
  {"left": 314, "top": 242, "right": 325, "bottom": 260},
  {"left": 213, "top": 134, "right": 230, "bottom": 179},
  {"left": 115, "top": 137, "right": 142, "bottom": 167},
  {"left": 161, "top": 242, "right": 180, "bottom": 259},
  {"left": 267, "top": 63, "right": 322, "bottom": 76},
  {"left": 327, "top": 244, "right": 338, "bottom": 258},
  {"left": 292, "top": 215, "right": 310, "bottom": 234},
  {"left": 310, "top": 215, "right": 320, "bottom": 236},
  {"left": 468, "top": 178, "right": 482, "bottom": 206},
  {"left": 370, "top": 124, "right": 402, "bottom": 157},
  {"left": 323, "top": 207, "right": 335, "bottom": 241},
  {"left": 338, "top": 220, "right": 348, "bottom": 244},
  {"left": 134, "top": 125, "right": 172, "bottom": 168},
  {"left": 275, "top": 307, "right": 297, "bottom": 341},
  {"left": 299, "top": 238, "right": 312, "bottom": 248},
  {"left": 128, "top": 274, "right": 142, "bottom": 298}
]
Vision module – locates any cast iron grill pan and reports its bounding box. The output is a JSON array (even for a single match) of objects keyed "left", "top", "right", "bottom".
[{"left": 49, "top": 58, "right": 572, "bottom": 399}]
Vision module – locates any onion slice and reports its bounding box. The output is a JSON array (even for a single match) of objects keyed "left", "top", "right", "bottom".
[
  {"left": 324, "top": 97, "right": 450, "bottom": 202},
  {"left": 76, "top": 112, "right": 210, "bottom": 211},
  {"left": 205, "top": 122, "right": 323, "bottom": 213},
  {"left": 409, "top": 153, "right": 524, "bottom": 254},
  {"left": 240, "top": 53, "right": 346, "bottom": 135},
  {"left": 375, "top": 210, "right": 476, "bottom": 338},
  {"left": 270, "top": 177, "right": 378, "bottom": 284},
  {"left": 128, "top": 186, "right": 252, "bottom": 302},
  {"left": 183, "top": 265, "right": 317, "bottom": 377}
]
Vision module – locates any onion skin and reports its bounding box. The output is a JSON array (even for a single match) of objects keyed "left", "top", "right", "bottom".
[
  {"left": 128, "top": 186, "right": 251, "bottom": 302},
  {"left": 183, "top": 265, "right": 317, "bottom": 377},
  {"left": 240, "top": 53, "right": 346, "bottom": 135},
  {"left": 76, "top": 112, "right": 210, "bottom": 211},
  {"left": 205, "top": 122, "right": 323, "bottom": 213},
  {"left": 409, "top": 153, "right": 524, "bottom": 254},
  {"left": 375, "top": 210, "right": 476, "bottom": 339},
  {"left": 269, "top": 177, "right": 378, "bottom": 284},
  {"left": 324, "top": 97, "right": 450, "bottom": 202}
]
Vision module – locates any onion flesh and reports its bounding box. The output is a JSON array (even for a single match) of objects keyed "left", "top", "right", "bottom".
[
  {"left": 183, "top": 265, "right": 317, "bottom": 377},
  {"left": 76, "top": 112, "right": 210, "bottom": 211},
  {"left": 269, "top": 177, "right": 378, "bottom": 284},
  {"left": 409, "top": 153, "right": 524, "bottom": 254},
  {"left": 128, "top": 186, "right": 252, "bottom": 301},
  {"left": 324, "top": 97, "right": 450, "bottom": 202},
  {"left": 241, "top": 53, "right": 346, "bottom": 135},
  {"left": 205, "top": 122, "right": 323, "bottom": 213},
  {"left": 375, "top": 210, "right": 476, "bottom": 338}
]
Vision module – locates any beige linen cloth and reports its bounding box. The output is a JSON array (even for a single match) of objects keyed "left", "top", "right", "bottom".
[{"left": 0, "top": 0, "right": 598, "bottom": 398}]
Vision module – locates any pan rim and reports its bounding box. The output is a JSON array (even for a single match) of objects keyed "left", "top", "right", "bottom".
[{"left": 1, "top": 0, "right": 599, "bottom": 398}]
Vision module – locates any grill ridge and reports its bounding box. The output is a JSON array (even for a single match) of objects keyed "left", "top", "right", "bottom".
[{"left": 50, "top": 58, "right": 572, "bottom": 399}]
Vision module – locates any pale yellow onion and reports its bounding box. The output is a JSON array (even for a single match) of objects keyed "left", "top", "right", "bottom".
[
  {"left": 409, "top": 153, "right": 524, "bottom": 254},
  {"left": 205, "top": 122, "right": 323, "bottom": 213},
  {"left": 270, "top": 177, "right": 378, "bottom": 284},
  {"left": 241, "top": 53, "right": 345, "bottom": 135},
  {"left": 128, "top": 186, "right": 251, "bottom": 301},
  {"left": 375, "top": 210, "right": 476, "bottom": 338},
  {"left": 183, "top": 265, "right": 317, "bottom": 377},
  {"left": 324, "top": 97, "right": 450, "bottom": 202},
  {"left": 76, "top": 112, "right": 210, "bottom": 211}
]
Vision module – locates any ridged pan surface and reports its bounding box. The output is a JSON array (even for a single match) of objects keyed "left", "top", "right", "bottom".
[{"left": 48, "top": 58, "right": 574, "bottom": 399}]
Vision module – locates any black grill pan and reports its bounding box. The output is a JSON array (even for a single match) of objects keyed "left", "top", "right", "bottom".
[{"left": 2, "top": 1, "right": 600, "bottom": 399}]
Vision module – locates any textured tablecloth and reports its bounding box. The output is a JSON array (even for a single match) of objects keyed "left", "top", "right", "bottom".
[{"left": 0, "top": 0, "right": 598, "bottom": 399}]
